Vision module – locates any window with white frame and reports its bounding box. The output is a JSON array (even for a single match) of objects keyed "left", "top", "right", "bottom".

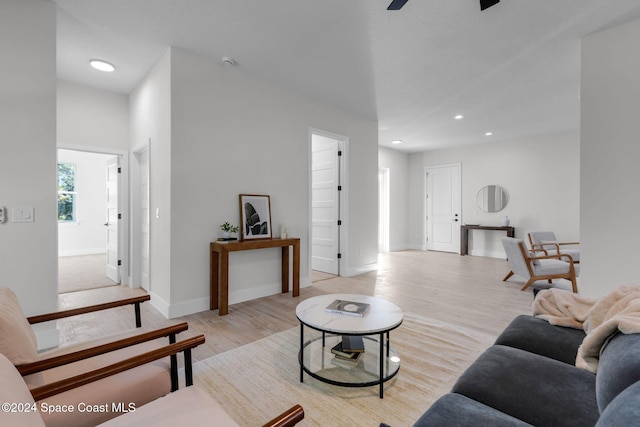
[{"left": 57, "top": 162, "right": 77, "bottom": 222}]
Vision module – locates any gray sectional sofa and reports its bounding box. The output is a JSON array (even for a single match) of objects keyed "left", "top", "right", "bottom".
[{"left": 413, "top": 314, "right": 640, "bottom": 426}]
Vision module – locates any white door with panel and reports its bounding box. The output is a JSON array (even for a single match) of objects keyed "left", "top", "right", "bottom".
[
  {"left": 426, "top": 164, "right": 461, "bottom": 253},
  {"left": 105, "top": 157, "right": 120, "bottom": 283},
  {"left": 311, "top": 134, "right": 340, "bottom": 275}
]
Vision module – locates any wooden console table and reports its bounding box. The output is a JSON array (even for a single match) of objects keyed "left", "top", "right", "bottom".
[
  {"left": 210, "top": 238, "right": 300, "bottom": 316},
  {"left": 460, "top": 225, "right": 514, "bottom": 256}
]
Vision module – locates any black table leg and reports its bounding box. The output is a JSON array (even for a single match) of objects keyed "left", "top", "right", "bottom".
[
  {"left": 379, "top": 331, "right": 384, "bottom": 398},
  {"left": 299, "top": 322, "right": 304, "bottom": 383}
]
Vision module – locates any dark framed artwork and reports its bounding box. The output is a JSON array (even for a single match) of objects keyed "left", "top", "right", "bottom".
[{"left": 239, "top": 194, "right": 272, "bottom": 240}]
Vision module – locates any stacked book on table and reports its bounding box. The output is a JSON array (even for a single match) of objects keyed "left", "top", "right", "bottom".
[{"left": 331, "top": 335, "right": 365, "bottom": 365}]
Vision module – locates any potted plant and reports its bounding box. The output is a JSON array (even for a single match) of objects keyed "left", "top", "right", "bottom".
[{"left": 220, "top": 222, "right": 239, "bottom": 239}]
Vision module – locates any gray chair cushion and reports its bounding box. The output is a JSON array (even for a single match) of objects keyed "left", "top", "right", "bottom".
[
  {"left": 413, "top": 393, "right": 532, "bottom": 427},
  {"left": 596, "top": 332, "right": 640, "bottom": 413},
  {"left": 494, "top": 315, "right": 586, "bottom": 365},
  {"left": 452, "top": 345, "right": 599, "bottom": 427}
]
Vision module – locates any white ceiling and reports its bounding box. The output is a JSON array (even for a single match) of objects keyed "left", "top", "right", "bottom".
[{"left": 53, "top": 0, "right": 640, "bottom": 153}]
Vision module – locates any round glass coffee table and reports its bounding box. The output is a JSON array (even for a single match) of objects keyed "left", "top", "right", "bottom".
[{"left": 296, "top": 294, "right": 403, "bottom": 398}]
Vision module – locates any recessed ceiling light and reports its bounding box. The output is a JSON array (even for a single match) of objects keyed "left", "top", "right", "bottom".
[
  {"left": 391, "top": 140, "right": 402, "bottom": 145},
  {"left": 454, "top": 114, "right": 464, "bottom": 120},
  {"left": 89, "top": 59, "right": 115, "bottom": 72},
  {"left": 485, "top": 132, "right": 493, "bottom": 136}
]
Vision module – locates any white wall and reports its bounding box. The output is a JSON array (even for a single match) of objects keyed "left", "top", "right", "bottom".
[
  {"left": 407, "top": 130, "right": 580, "bottom": 257},
  {"left": 130, "top": 47, "right": 378, "bottom": 318},
  {"left": 130, "top": 50, "right": 173, "bottom": 310},
  {"left": 0, "top": 0, "right": 58, "bottom": 348},
  {"left": 57, "top": 149, "right": 114, "bottom": 256},
  {"left": 581, "top": 18, "right": 640, "bottom": 297},
  {"left": 57, "top": 80, "right": 129, "bottom": 151},
  {"left": 379, "top": 147, "right": 410, "bottom": 251}
]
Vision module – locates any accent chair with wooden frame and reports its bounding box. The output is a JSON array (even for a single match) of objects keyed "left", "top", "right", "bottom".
[
  {"left": 0, "top": 287, "right": 188, "bottom": 427},
  {"left": 527, "top": 231, "right": 580, "bottom": 263},
  {"left": 0, "top": 335, "right": 305, "bottom": 427},
  {"left": 501, "top": 237, "right": 578, "bottom": 293}
]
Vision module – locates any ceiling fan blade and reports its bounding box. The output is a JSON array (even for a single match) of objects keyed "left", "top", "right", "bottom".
[
  {"left": 480, "top": 0, "right": 500, "bottom": 11},
  {"left": 387, "top": 0, "right": 409, "bottom": 10}
]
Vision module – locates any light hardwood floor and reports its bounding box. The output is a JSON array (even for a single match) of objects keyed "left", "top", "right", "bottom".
[{"left": 56, "top": 250, "right": 537, "bottom": 363}]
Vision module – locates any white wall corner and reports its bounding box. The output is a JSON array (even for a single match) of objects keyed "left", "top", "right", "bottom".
[
  {"left": 149, "top": 291, "right": 171, "bottom": 319},
  {"left": 343, "top": 262, "right": 378, "bottom": 277},
  {"left": 167, "top": 297, "right": 210, "bottom": 319},
  {"left": 34, "top": 323, "right": 60, "bottom": 351}
]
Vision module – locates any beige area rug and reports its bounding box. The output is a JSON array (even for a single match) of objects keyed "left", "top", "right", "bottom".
[
  {"left": 192, "top": 313, "right": 495, "bottom": 426},
  {"left": 58, "top": 254, "right": 117, "bottom": 294}
]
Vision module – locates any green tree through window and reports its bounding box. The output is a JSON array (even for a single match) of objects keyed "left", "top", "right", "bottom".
[{"left": 57, "top": 163, "right": 76, "bottom": 222}]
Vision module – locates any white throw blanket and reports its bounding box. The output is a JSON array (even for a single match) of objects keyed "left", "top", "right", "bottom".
[{"left": 533, "top": 286, "right": 640, "bottom": 373}]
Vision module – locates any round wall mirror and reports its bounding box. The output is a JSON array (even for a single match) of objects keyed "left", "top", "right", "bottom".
[{"left": 476, "top": 185, "right": 508, "bottom": 212}]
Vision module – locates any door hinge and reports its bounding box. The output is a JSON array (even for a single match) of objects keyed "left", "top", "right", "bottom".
[
  {"left": 117, "top": 167, "right": 122, "bottom": 173},
  {"left": 337, "top": 220, "right": 342, "bottom": 226},
  {"left": 338, "top": 150, "right": 342, "bottom": 156},
  {"left": 337, "top": 253, "right": 342, "bottom": 259},
  {"left": 338, "top": 185, "right": 342, "bottom": 191},
  {"left": 117, "top": 260, "right": 122, "bottom": 266},
  {"left": 118, "top": 213, "right": 122, "bottom": 220}
]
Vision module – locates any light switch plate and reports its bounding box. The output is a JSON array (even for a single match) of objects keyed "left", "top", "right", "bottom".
[{"left": 13, "top": 207, "right": 34, "bottom": 223}]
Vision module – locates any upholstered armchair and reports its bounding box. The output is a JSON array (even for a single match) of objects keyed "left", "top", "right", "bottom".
[
  {"left": 0, "top": 287, "right": 188, "bottom": 426},
  {"left": 527, "top": 231, "right": 580, "bottom": 263},
  {"left": 501, "top": 237, "right": 578, "bottom": 293},
  {"left": 0, "top": 331, "right": 304, "bottom": 427}
]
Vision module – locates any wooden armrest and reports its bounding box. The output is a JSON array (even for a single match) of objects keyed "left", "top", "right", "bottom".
[
  {"left": 262, "top": 404, "right": 304, "bottom": 427},
  {"left": 27, "top": 294, "right": 151, "bottom": 324},
  {"left": 528, "top": 253, "right": 575, "bottom": 264},
  {"left": 530, "top": 246, "right": 548, "bottom": 255},
  {"left": 532, "top": 242, "right": 560, "bottom": 251},
  {"left": 30, "top": 334, "right": 205, "bottom": 402},
  {"left": 558, "top": 241, "right": 580, "bottom": 246},
  {"left": 17, "top": 322, "right": 189, "bottom": 376}
]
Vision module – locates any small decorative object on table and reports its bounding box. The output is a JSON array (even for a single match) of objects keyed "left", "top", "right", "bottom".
[
  {"left": 325, "top": 299, "right": 371, "bottom": 317},
  {"left": 219, "top": 221, "right": 239, "bottom": 241}
]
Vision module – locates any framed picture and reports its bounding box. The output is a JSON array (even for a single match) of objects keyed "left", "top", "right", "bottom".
[{"left": 239, "top": 194, "right": 272, "bottom": 240}]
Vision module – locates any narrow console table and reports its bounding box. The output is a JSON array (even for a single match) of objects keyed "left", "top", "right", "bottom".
[
  {"left": 460, "top": 225, "right": 515, "bottom": 256},
  {"left": 210, "top": 238, "right": 300, "bottom": 316}
]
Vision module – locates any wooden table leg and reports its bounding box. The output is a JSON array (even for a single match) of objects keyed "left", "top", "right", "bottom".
[
  {"left": 210, "top": 249, "right": 219, "bottom": 310},
  {"left": 293, "top": 241, "right": 300, "bottom": 297},
  {"left": 219, "top": 250, "right": 229, "bottom": 316},
  {"left": 460, "top": 227, "right": 469, "bottom": 256},
  {"left": 281, "top": 246, "right": 290, "bottom": 294}
]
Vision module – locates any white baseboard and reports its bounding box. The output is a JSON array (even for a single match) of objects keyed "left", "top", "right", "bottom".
[
  {"left": 468, "top": 249, "right": 506, "bottom": 259},
  {"left": 342, "top": 262, "right": 378, "bottom": 277},
  {"left": 58, "top": 249, "right": 106, "bottom": 257},
  {"left": 150, "top": 276, "right": 312, "bottom": 319},
  {"left": 389, "top": 243, "right": 413, "bottom": 251},
  {"left": 404, "top": 243, "right": 426, "bottom": 251}
]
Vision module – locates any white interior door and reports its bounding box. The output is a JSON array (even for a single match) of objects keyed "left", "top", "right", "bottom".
[
  {"left": 311, "top": 134, "right": 340, "bottom": 275},
  {"left": 426, "top": 164, "right": 461, "bottom": 253},
  {"left": 105, "top": 157, "right": 120, "bottom": 283},
  {"left": 139, "top": 149, "right": 150, "bottom": 291}
]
